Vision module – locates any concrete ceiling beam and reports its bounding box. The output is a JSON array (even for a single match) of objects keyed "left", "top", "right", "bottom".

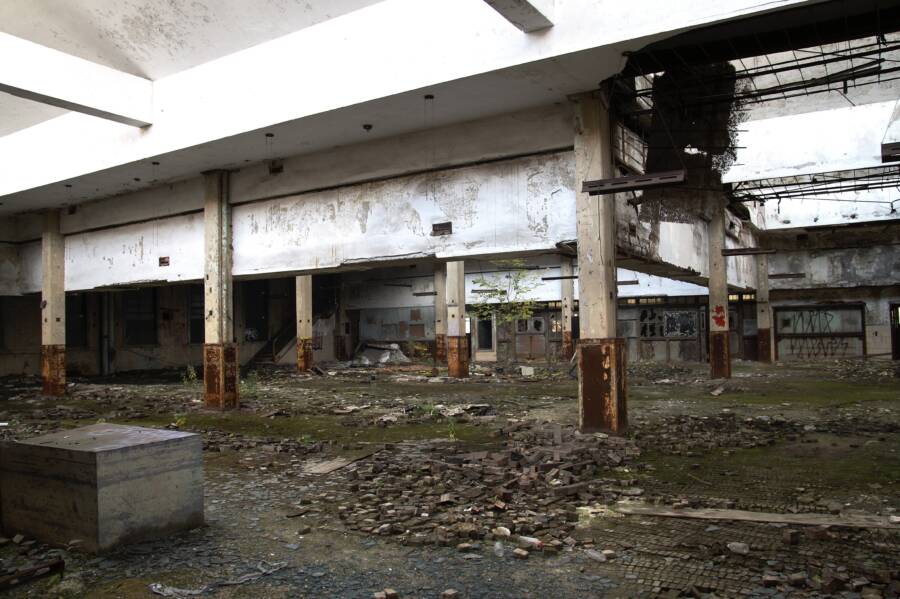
[
  {"left": 0, "top": 33, "right": 152, "bottom": 128},
  {"left": 482, "top": 0, "right": 554, "bottom": 32}
]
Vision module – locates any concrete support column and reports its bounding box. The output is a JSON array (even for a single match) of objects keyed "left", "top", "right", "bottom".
[
  {"left": 755, "top": 254, "right": 775, "bottom": 363},
  {"left": 433, "top": 264, "right": 447, "bottom": 363},
  {"left": 445, "top": 260, "right": 469, "bottom": 378},
  {"left": 560, "top": 256, "right": 575, "bottom": 360},
  {"left": 574, "top": 91, "right": 626, "bottom": 434},
  {"left": 203, "top": 170, "right": 238, "bottom": 409},
  {"left": 296, "top": 275, "right": 313, "bottom": 371},
  {"left": 707, "top": 204, "right": 732, "bottom": 379},
  {"left": 41, "top": 210, "right": 66, "bottom": 396}
]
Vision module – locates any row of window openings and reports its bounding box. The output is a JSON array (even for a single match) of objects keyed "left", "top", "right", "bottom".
[
  {"left": 474, "top": 315, "right": 562, "bottom": 351},
  {"left": 67, "top": 283, "right": 270, "bottom": 347}
]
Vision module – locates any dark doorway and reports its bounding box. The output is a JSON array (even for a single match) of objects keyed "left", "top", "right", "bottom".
[
  {"left": 476, "top": 317, "right": 494, "bottom": 351},
  {"left": 242, "top": 280, "right": 269, "bottom": 342}
]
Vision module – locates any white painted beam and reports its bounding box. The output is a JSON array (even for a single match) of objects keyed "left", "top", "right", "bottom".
[
  {"left": 483, "top": 0, "right": 554, "bottom": 32},
  {"left": 0, "top": 33, "right": 152, "bottom": 127}
]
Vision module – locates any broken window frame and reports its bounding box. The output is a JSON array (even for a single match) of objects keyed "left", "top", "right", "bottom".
[
  {"left": 65, "top": 292, "right": 89, "bottom": 348},
  {"left": 187, "top": 284, "right": 204, "bottom": 344},
  {"left": 123, "top": 288, "right": 158, "bottom": 346}
]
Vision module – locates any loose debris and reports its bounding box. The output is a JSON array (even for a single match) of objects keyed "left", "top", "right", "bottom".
[
  {"left": 0, "top": 557, "right": 65, "bottom": 591},
  {"left": 149, "top": 560, "right": 287, "bottom": 598},
  {"left": 325, "top": 421, "right": 641, "bottom": 548},
  {"left": 352, "top": 343, "right": 411, "bottom": 366}
]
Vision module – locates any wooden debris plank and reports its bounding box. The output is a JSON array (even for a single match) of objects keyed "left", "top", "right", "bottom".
[
  {"left": 302, "top": 448, "right": 379, "bottom": 474},
  {"left": 0, "top": 558, "right": 65, "bottom": 591},
  {"left": 613, "top": 503, "right": 897, "bottom": 529}
]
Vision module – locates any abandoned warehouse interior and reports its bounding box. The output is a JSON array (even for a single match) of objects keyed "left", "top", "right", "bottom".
[{"left": 0, "top": 0, "right": 898, "bottom": 597}]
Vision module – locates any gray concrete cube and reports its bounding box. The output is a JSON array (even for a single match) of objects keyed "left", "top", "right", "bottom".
[{"left": 1, "top": 423, "right": 203, "bottom": 553}]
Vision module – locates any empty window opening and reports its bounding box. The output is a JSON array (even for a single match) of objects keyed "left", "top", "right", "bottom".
[
  {"left": 66, "top": 293, "right": 88, "bottom": 348},
  {"left": 124, "top": 288, "right": 158, "bottom": 346},
  {"left": 188, "top": 284, "right": 204, "bottom": 344}
]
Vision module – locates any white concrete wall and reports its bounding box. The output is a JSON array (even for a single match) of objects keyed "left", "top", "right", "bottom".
[
  {"left": 232, "top": 151, "right": 577, "bottom": 276},
  {"left": 3, "top": 150, "right": 759, "bottom": 295},
  {"left": 769, "top": 246, "right": 899, "bottom": 291}
]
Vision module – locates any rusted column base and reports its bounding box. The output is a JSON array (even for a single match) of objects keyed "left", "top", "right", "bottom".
[
  {"left": 204, "top": 343, "right": 239, "bottom": 409},
  {"left": 757, "top": 328, "right": 772, "bottom": 364},
  {"left": 297, "top": 338, "right": 313, "bottom": 371},
  {"left": 577, "top": 338, "right": 627, "bottom": 434},
  {"left": 447, "top": 336, "right": 469, "bottom": 378},
  {"left": 561, "top": 331, "right": 575, "bottom": 361},
  {"left": 709, "top": 330, "right": 732, "bottom": 379},
  {"left": 435, "top": 333, "right": 447, "bottom": 363},
  {"left": 41, "top": 344, "right": 66, "bottom": 396}
]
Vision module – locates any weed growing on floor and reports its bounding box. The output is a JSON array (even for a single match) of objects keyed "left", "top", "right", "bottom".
[
  {"left": 181, "top": 365, "right": 199, "bottom": 386},
  {"left": 241, "top": 370, "right": 260, "bottom": 398},
  {"left": 414, "top": 401, "right": 439, "bottom": 419}
]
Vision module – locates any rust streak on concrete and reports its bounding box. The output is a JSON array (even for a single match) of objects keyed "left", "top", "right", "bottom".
[{"left": 41, "top": 344, "right": 66, "bottom": 396}]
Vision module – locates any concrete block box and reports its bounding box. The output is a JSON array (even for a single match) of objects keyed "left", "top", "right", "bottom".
[{"left": 1, "top": 423, "right": 203, "bottom": 553}]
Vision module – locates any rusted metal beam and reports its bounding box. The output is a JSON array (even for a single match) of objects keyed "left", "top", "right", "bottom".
[
  {"left": 540, "top": 276, "right": 640, "bottom": 284},
  {"left": 721, "top": 248, "right": 776, "bottom": 256},
  {"left": 582, "top": 170, "right": 685, "bottom": 196}
]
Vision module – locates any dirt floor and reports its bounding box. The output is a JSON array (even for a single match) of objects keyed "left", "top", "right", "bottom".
[{"left": 0, "top": 358, "right": 898, "bottom": 598}]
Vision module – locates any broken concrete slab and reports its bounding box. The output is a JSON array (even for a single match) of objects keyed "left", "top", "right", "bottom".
[{"left": 613, "top": 503, "right": 899, "bottom": 529}]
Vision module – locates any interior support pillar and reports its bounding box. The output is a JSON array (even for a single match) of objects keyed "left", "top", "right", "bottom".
[
  {"left": 41, "top": 210, "right": 66, "bottom": 396},
  {"left": 560, "top": 256, "right": 576, "bottom": 361},
  {"left": 708, "top": 203, "right": 732, "bottom": 379},
  {"left": 433, "top": 263, "right": 447, "bottom": 364},
  {"left": 296, "top": 275, "right": 313, "bottom": 371},
  {"left": 755, "top": 254, "right": 775, "bottom": 363},
  {"left": 574, "top": 91, "right": 626, "bottom": 434},
  {"left": 203, "top": 170, "right": 238, "bottom": 409},
  {"left": 445, "top": 260, "right": 468, "bottom": 378}
]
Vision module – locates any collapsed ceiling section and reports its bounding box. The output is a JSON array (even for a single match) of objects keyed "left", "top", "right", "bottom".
[{"left": 605, "top": 0, "right": 900, "bottom": 229}]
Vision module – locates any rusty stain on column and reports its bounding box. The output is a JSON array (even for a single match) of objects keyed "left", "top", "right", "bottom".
[
  {"left": 41, "top": 345, "right": 66, "bottom": 396},
  {"left": 578, "top": 338, "right": 627, "bottom": 433},
  {"left": 296, "top": 338, "right": 313, "bottom": 371},
  {"left": 445, "top": 260, "right": 468, "bottom": 378},
  {"left": 296, "top": 275, "right": 314, "bottom": 371},
  {"left": 560, "top": 255, "right": 576, "bottom": 361},
  {"left": 574, "top": 89, "right": 626, "bottom": 433},
  {"left": 41, "top": 210, "right": 66, "bottom": 396},
  {"left": 203, "top": 170, "right": 239, "bottom": 409},
  {"left": 447, "top": 336, "right": 469, "bottom": 378},
  {"left": 708, "top": 200, "right": 732, "bottom": 379},
  {"left": 204, "top": 343, "right": 239, "bottom": 410}
]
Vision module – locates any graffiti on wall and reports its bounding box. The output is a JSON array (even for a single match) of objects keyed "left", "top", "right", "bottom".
[
  {"left": 664, "top": 311, "right": 697, "bottom": 337},
  {"left": 777, "top": 308, "right": 863, "bottom": 359}
]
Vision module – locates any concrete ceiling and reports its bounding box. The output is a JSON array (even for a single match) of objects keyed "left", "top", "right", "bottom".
[
  {"left": 0, "top": 43, "right": 628, "bottom": 215},
  {"left": 0, "top": 0, "right": 384, "bottom": 136}
]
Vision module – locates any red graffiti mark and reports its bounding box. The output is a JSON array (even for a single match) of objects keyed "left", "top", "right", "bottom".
[{"left": 712, "top": 305, "right": 727, "bottom": 328}]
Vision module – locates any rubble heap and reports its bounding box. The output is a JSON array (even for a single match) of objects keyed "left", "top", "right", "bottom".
[{"left": 327, "top": 421, "right": 642, "bottom": 549}]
